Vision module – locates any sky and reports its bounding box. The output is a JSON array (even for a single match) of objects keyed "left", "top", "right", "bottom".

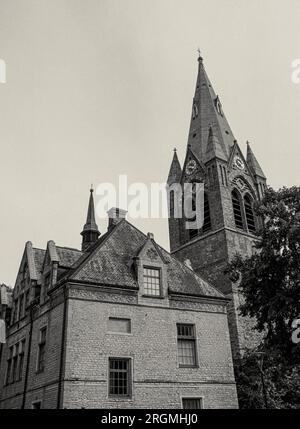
[{"left": 0, "top": 0, "right": 299, "bottom": 286}]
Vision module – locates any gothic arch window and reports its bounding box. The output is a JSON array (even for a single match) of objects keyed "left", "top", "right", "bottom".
[
  {"left": 232, "top": 190, "right": 244, "bottom": 230},
  {"left": 203, "top": 193, "right": 212, "bottom": 232},
  {"left": 169, "top": 190, "right": 175, "bottom": 218},
  {"left": 244, "top": 194, "right": 256, "bottom": 233}
]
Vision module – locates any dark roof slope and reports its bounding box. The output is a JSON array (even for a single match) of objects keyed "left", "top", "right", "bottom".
[{"left": 69, "top": 220, "right": 224, "bottom": 299}]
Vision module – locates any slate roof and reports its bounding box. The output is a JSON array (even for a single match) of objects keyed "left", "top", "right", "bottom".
[
  {"left": 28, "top": 220, "right": 224, "bottom": 300},
  {"left": 67, "top": 220, "right": 224, "bottom": 299}
]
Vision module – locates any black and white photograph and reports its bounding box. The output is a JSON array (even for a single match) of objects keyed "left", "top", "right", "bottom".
[{"left": 0, "top": 0, "right": 299, "bottom": 416}]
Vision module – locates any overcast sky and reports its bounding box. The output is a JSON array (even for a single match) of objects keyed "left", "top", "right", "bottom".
[{"left": 0, "top": 0, "right": 299, "bottom": 285}]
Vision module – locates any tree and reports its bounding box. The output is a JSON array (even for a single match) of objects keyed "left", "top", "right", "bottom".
[{"left": 227, "top": 186, "right": 300, "bottom": 408}]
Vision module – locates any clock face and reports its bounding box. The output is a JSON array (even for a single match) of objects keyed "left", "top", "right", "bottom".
[
  {"left": 234, "top": 156, "right": 245, "bottom": 171},
  {"left": 186, "top": 159, "right": 197, "bottom": 175}
]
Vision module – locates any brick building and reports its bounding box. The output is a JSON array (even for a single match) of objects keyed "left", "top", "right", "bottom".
[
  {"left": 0, "top": 193, "right": 238, "bottom": 409},
  {"left": 167, "top": 53, "right": 267, "bottom": 361}
]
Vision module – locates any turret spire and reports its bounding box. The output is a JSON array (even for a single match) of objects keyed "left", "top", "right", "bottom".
[
  {"left": 167, "top": 149, "right": 182, "bottom": 185},
  {"left": 246, "top": 141, "right": 266, "bottom": 179},
  {"left": 81, "top": 187, "right": 100, "bottom": 251}
]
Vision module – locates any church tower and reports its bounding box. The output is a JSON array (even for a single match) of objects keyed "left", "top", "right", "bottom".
[{"left": 167, "top": 53, "right": 267, "bottom": 361}]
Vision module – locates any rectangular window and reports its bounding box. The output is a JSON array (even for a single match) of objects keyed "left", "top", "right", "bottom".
[
  {"left": 5, "top": 346, "right": 13, "bottom": 385},
  {"left": 109, "top": 358, "right": 131, "bottom": 398},
  {"left": 182, "top": 398, "right": 203, "bottom": 409},
  {"left": 108, "top": 318, "right": 131, "bottom": 334},
  {"left": 12, "top": 343, "right": 19, "bottom": 383},
  {"left": 18, "top": 294, "right": 24, "bottom": 319},
  {"left": 17, "top": 339, "right": 26, "bottom": 381},
  {"left": 177, "top": 324, "right": 197, "bottom": 367},
  {"left": 143, "top": 267, "right": 161, "bottom": 297},
  {"left": 32, "top": 401, "right": 42, "bottom": 409},
  {"left": 37, "top": 327, "right": 47, "bottom": 373},
  {"left": 25, "top": 290, "right": 30, "bottom": 309}
]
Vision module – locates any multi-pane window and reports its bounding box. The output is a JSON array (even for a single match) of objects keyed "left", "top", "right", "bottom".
[
  {"left": 244, "top": 195, "right": 256, "bottom": 233},
  {"left": 109, "top": 358, "right": 131, "bottom": 398},
  {"left": 182, "top": 398, "right": 203, "bottom": 409},
  {"left": 18, "top": 339, "right": 26, "bottom": 381},
  {"left": 177, "top": 324, "right": 197, "bottom": 367},
  {"left": 143, "top": 267, "right": 161, "bottom": 297},
  {"left": 37, "top": 327, "right": 47, "bottom": 373},
  {"left": 5, "top": 340, "right": 26, "bottom": 384},
  {"left": 108, "top": 318, "right": 131, "bottom": 334},
  {"left": 5, "top": 346, "right": 13, "bottom": 385}
]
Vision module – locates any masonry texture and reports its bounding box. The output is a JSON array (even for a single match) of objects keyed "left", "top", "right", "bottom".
[
  {"left": 0, "top": 206, "right": 238, "bottom": 408},
  {"left": 0, "top": 54, "right": 267, "bottom": 409},
  {"left": 167, "top": 54, "right": 267, "bottom": 363}
]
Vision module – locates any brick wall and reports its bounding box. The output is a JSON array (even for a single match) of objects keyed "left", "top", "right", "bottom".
[
  {"left": 0, "top": 293, "right": 65, "bottom": 409},
  {"left": 61, "top": 287, "right": 238, "bottom": 409}
]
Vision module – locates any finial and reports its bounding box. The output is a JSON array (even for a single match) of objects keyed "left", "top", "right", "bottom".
[
  {"left": 90, "top": 184, "right": 94, "bottom": 193},
  {"left": 197, "top": 48, "right": 203, "bottom": 61},
  {"left": 173, "top": 147, "right": 177, "bottom": 153},
  {"left": 246, "top": 140, "right": 250, "bottom": 146}
]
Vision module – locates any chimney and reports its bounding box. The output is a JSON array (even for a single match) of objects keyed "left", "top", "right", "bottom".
[{"left": 107, "top": 207, "right": 127, "bottom": 231}]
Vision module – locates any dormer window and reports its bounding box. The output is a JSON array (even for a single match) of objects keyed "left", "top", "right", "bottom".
[{"left": 143, "top": 267, "right": 161, "bottom": 297}]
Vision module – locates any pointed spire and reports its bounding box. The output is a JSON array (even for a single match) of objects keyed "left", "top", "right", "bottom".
[
  {"left": 81, "top": 187, "right": 100, "bottom": 251},
  {"left": 187, "top": 55, "right": 236, "bottom": 162},
  {"left": 167, "top": 148, "right": 182, "bottom": 185},
  {"left": 246, "top": 141, "right": 266, "bottom": 179},
  {"left": 205, "top": 125, "right": 227, "bottom": 163}
]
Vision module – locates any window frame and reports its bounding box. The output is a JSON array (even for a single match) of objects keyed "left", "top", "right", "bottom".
[
  {"left": 32, "top": 401, "right": 42, "bottom": 409},
  {"left": 36, "top": 326, "right": 47, "bottom": 374},
  {"left": 177, "top": 323, "right": 198, "bottom": 368},
  {"left": 5, "top": 346, "right": 13, "bottom": 385},
  {"left": 17, "top": 339, "right": 26, "bottom": 381},
  {"left": 232, "top": 189, "right": 245, "bottom": 230},
  {"left": 244, "top": 193, "right": 256, "bottom": 234},
  {"left": 108, "top": 357, "right": 133, "bottom": 399},
  {"left": 181, "top": 396, "right": 204, "bottom": 409},
  {"left": 142, "top": 266, "right": 162, "bottom": 298}
]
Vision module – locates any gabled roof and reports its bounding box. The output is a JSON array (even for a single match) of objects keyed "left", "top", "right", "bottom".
[{"left": 65, "top": 220, "right": 224, "bottom": 299}]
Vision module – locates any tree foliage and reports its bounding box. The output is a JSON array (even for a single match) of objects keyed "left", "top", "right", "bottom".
[{"left": 227, "top": 186, "right": 300, "bottom": 408}]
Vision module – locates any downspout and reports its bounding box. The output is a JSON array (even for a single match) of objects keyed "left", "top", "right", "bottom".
[
  {"left": 56, "top": 285, "right": 68, "bottom": 409},
  {"left": 21, "top": 304, "right": 34, "bottom": 409}
]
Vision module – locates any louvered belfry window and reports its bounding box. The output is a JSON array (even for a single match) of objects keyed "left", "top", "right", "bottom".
[
  {"left": 232, "top": 190, "right": 244, "bottom": 230},
  {"left": 244, "top": 194, "right": 256, "bottom": 233}
]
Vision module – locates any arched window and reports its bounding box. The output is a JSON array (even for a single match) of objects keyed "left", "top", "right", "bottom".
[
  {"left": 232, "top": 190, "right": 244, "bottom": 230},
  {"left": 244, "top": 194, "right": 256, "bottom": 233},
  {"left": 169, "top": 190, "right": 174, "bottom": 218},
  {"left": 203, "top": 193, "right": 211, "bottom": 232}
]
